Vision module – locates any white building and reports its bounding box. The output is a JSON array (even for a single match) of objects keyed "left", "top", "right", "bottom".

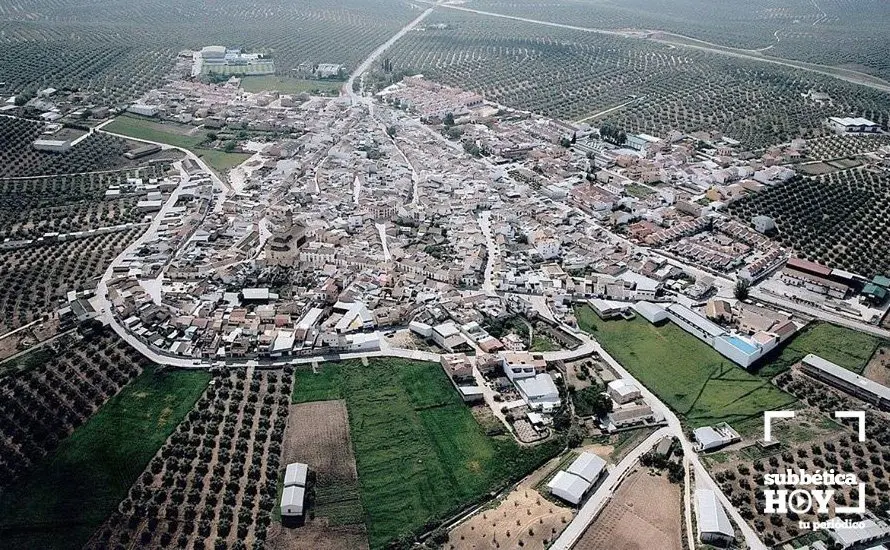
[
  {"left": 32, "top": 139, "right": 71, "bottom": 153},
  {"left": 665, "top": 304, "right": 726, "bottom": 346},
  {"left": 499, "top": 351, "right": 546, "bottom": 380},
  {"left": 695, "top": 489, "right": 734, "bottom": 545},
  {"left": 128, "top": 104, "right": 159, "bottom": 117},
  {"left": 284, "top": 462, "right": 308, "bottom": 488},
  {"left": 693, "top": 424, "right": 740, "bottom": 452},
  {"left": 633, "top": 301, "right": 667, "bottom": 324},
  {"left": 432, "top": 322, "right": 466, "bottom": 351},
  {"left": 607, "top": 379, "right": 641, "bottom": 405},
  {"left": 828, "top": 116, "right": 882, "bottom": 134},
  {"left": 547, "top": 471, "right": 589, "bottom": 505},
  {"left": 828, "top": 518, "right": 890, "bottom": 549},
  {"left": 566, "top": 452, "right": 606, "bottom": 484},
  {"left": 536, "top": 238, "right": 561, "bottom": 260},
  {"left": 515, "top": 373, "right": 561, "bottom": 411},
  {"left": 280, "top": 485, "right": 305, "bottom": 516}
]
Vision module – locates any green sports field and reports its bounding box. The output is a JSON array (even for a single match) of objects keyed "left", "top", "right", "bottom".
[
  {"left": 0, "top": 366, "right": 210, "bottom": 550},
  {"left": 293, "top": 358, "right": 559, "bottom": 549},
  {"left": 575, "top": 306, "right": 797, "bottom": 436}
]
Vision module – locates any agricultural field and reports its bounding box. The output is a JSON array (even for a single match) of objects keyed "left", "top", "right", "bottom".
[
  {"left": 0, "top": 357, "right": 209, "bottom": 550},
  {"left": 0, "top": 0, "right": 416, "bottom": 104},
  {"left": 103, "top": 115, "right": 251, "bottom": 174},
  {"left": 378, "top": 9, "right": 890, "bottom": 149},
  {"left": 0, "top": 326, "right": 149, "bottom": 490},
  {"left": 464, "top": 0, "right": 890, "bottom": 80},
  {"left": 292, "top": 359, "right": 560, "bottom": 549},
  {"left": 0, "top": 164, "right": 172, "bottom": 240},
  {"left": 240, "top": 76, "right": 343, "bottom": 95},
  {"left": 753, "top": 321, "right": 883, "bottom": 378},
  {"left": 270, "top": 400, "right": 367, "bottom": 550},
  {"left": 447, "top": 454, "right": 574, "bottom": 550},
  {"left": 87, "top": 367, "right": 292, "bottom": 550},
  {"left": 0, "top": 225, "right": 145, "bottom": 331},
  {"left": 0, "top": 117, "right": 144, "bottom": 178},
  {"left": 728, "top": 168, "right": 890, "bottom": 277},
  {"left": 573, "top": 469, "right": 682, "bottom": 550},
  {"left": 574, "top": 306, "right": 797, "bottom": 436},
  {"left": 711, "top": 371, "right": 890, "bottom": 546}
]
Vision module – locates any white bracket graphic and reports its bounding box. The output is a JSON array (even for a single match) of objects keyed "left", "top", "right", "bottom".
[
  {"left": 834, "top": 411, "right": 866, "bottom": 442},
  {"left": 837, "top": 481, "right": 867, "bottom": 514},
  {"left": 764, "top": 410, "right": 795, "bottom": 442}
]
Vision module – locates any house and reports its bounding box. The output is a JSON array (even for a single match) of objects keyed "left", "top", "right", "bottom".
[
  {"left": 705, "top": 299, "right": 732, "bottom": 323},
  {"left": 800, "top": 354, "right": 890, "bottom": 410},
  {"left": 605, "top": 403, "right": 655, "bottom": 431},
  {"left": 280, "top": 485, "right": 305, "bottom": 516},
  {"left": 693, "top": 423, "right": 741, "bottom": 452},
  {"left": 515, "top": 373, "right": 561, "bottom": 411},
  {"left": 432, "top": 322, "right": 469, "bottom": 352},
  {"left": 752, "top": 215, "right": 776, "bottom": 234},
  {"left": 441, "top": 354, "right": 474, "bottom": 383},
  {"left": 499, "top": 351, "right": 547, "bottom": 380},
  {"left": 695, "top": 489, "right": 735, "bottom": 546},
  {"left": 607, "top": 379, "right": 641, "bottom": 404}
]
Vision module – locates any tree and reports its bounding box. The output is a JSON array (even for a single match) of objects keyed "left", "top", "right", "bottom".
[
  {"left": 386, "top": 125, "right": 397, "bottom": 138},
  {"left": 734, "top": 278, "right": 750, "bottom": 301},
  {"left": 443, "top": 112, "right": 455, "bottom": 127},
  {"left": 573, "top": 385, "right": 612, "bottom": 418}
]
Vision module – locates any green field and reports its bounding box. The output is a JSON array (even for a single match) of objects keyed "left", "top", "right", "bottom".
[
  {"left": 0, "top": 366, "right": 210, "bottom": 550},
  {"left": 102, "top": 115, "right": 251, "bottom": 174},
  {"left": 240, "top": 76, "right": 343, "bottom": 95},
  {"left": 575, "top": 306, "right": 797, "bottom": 436},
  {"left": 754, "top": 321, "right": 883, "bottom": 378},
  {"left": 293, "top": 359, "right": 559, "bottom": 549}
]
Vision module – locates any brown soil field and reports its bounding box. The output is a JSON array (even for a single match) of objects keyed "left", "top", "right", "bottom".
[
  {"left": 573, "top": 469, "right": 683, "bottom": 550},
  {"left": 863, "top": 346, "right": 890, "bottom": 386},
  {"left": 448, "top": 477, "right": 573, "bottom": 549},
  {"left": 269, "top": 400, "right": 368, "bottom": 550}
]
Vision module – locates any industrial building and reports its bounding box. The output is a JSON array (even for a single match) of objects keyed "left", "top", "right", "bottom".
[
  {"left": 828, "top": 518, "right": 890, "bottom": 549},
  {"left": 633, "top": 300, "right": 667, "bottom": 324},
  {"left": 828, "top": 116, "right": 882, "bottom": 134},
  {"left": 693, "top": 423, "right": 740, "bottom": 452},
  {"left": 800, "top": 354, "right": 890, "bottom": 410},
  {"left": 546, "top": 452, "right": 606, "bottom": 505},
  {"left": 695, "top": 489, "right": 735, "bottom": 546}
]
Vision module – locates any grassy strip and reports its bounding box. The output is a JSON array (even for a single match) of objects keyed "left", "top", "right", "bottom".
[
  {"left": 0, "top": 366, "right": 210, "bottom": 550},
  {"left": 753, "top": 321, "right": 883, "bottom": 378},
  {"left": 293, "top": 358, "right": 559, "bottom": 549},
  {"left": 240, "top": 76, "right": 343, "bottom": 95},
  {"left": 575, "top": 306, "right": 796, "bottom": 436},
  {"left": 103, "top": 115, "right": 251, "bottom": 174}
]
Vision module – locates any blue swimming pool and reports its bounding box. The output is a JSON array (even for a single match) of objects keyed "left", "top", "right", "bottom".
[{"left": 723, "top": 335, "right": 758, "bottom": 354}]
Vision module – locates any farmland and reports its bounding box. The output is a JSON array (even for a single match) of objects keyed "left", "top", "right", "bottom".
[
  {"left": 0, "top": 361, "right": 209, "bottom": 550},
  {"left": 87, "top": 367, "right": 292, "bottom": 550},
  {"left": 378, "top": 9, "right": 890, "bottom": 149},
  {"left": 272, "top": 400, "right": 368, "bottom": 550},
  {"left": 240, "top": 76, "right": 343, "bottom": 95},
  {"left": 0, "top": 225, "right": 145, "bottom": 331},
  {"left": 0, "top": 164, "right": 172, "bottom": 240},
  {"left": 0, "top": 117, "right": 144, "bottom": 178},
  {"left": 728, "top": 168, "right": 890, "bottom": 277},
  {"left": 573, "top": 469, "right": 682, "bottom": 550},
  {"left": 0, "top": 326, "right": 149, "bottom": 490},
  {"left": 463, "top": 0, "right": 890, "bottom": 81},
  {"left": 753, "top": 322, "right": 883, "bottom": 378},
  {"left": 0, "top": 0, "right": 416, "bottom": 104},
  {"left": 102, "top": 115, "right": 251, "bottom": 174},
  {"left": 574, "top": 306, "right": 797, "bottom": 436},
  {"left": 292, "top": 359, "right": 560, "bottom": 549}
]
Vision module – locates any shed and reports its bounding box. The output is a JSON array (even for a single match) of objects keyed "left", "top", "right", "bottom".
[
  {"left": 566, "top": 452, "right": 606, "bottom": 484},
  {"left": 695, "top": 489, "right": 734, "bottom": 545},
  {"left": 280, "top": 485, "right": 305, "bottom": 516},
  {"left": 284, "top": 462, "right": 308, "bottom": 488},
  {"left": 547, "top": 471, "right": 590, "bottom": 505}
]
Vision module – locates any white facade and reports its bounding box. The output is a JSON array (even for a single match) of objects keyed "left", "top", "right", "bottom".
[
  {"left": 633, "top": 301, "right": 667, "bottom": 324},
  {"left": 280, "top": 485, "right": 305, "bottom": 516},
  {"left": 607, "top": 379, "right": 641, "bottom": 404},
  {"left": 128, "top": 104, "right": 159, "bottom": 117},
  {"left": 547, "top": 471, "right": 589, "bottom": 505},
  {"left": 515, "top": 373, "right": 561, "bottom": 411}
]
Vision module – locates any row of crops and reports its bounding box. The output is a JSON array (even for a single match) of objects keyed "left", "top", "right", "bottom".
[
  {"left": 377, "top": 10, "right": 890, "bottom": 149},
  {"left": 0, "top": 0, "right": 416, "bottom": 103}
]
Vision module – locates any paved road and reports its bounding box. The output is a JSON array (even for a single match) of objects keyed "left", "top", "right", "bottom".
[
  {"left": 343, "top": 6, "right": 436, "bottom": 103},
  {"left": 549, "top": 427, "right": 671, "bottom": 549},
  {"left": 477, "top": 211, "right": 498, "bottom": 296}
]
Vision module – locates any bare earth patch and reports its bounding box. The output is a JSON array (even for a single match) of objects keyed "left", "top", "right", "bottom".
[
  {"left": 863, "top": 346, "right": 890, "bottom": 386},
  {"left": 573, "top": 469, "right": 683, "bottom": 550},
  {"left": 269, "top": 400, "right": 368, "bottom": 550}
]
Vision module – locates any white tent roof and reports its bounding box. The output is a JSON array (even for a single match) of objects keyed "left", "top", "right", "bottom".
[
  {"left": 284, "top": 462, "right": 308, "bottom": 487},
  {"left": 547, "top": 471, "right": 590, "bottom": 504},
  {"left": 567, "top": 452, "right": 606, "bottom": 484},
  {"left": 695, "top": 489, "right": 733, "bottom": 538}
]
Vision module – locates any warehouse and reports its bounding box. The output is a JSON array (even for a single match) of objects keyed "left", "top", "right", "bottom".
[
  {"left": 800, "top": 354, "right": 890, "bottom": 410},
  {"left": 547, "top": 471, "right": 590, "bottom": 505},
  {"left": 566, "top": 452, "right": 606, "bottom": 484},
  {"left": 280, "top": 485, "right": 305, "bottom": 517},
  {"left": 695, "top": 489, "right": 734, "bottom": 546},
  {"left": 633, "top": 300, "right": 667, "bottom": 324},
  {"left": 284, "top": 462, "right": 308, "bottom": 488}
]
